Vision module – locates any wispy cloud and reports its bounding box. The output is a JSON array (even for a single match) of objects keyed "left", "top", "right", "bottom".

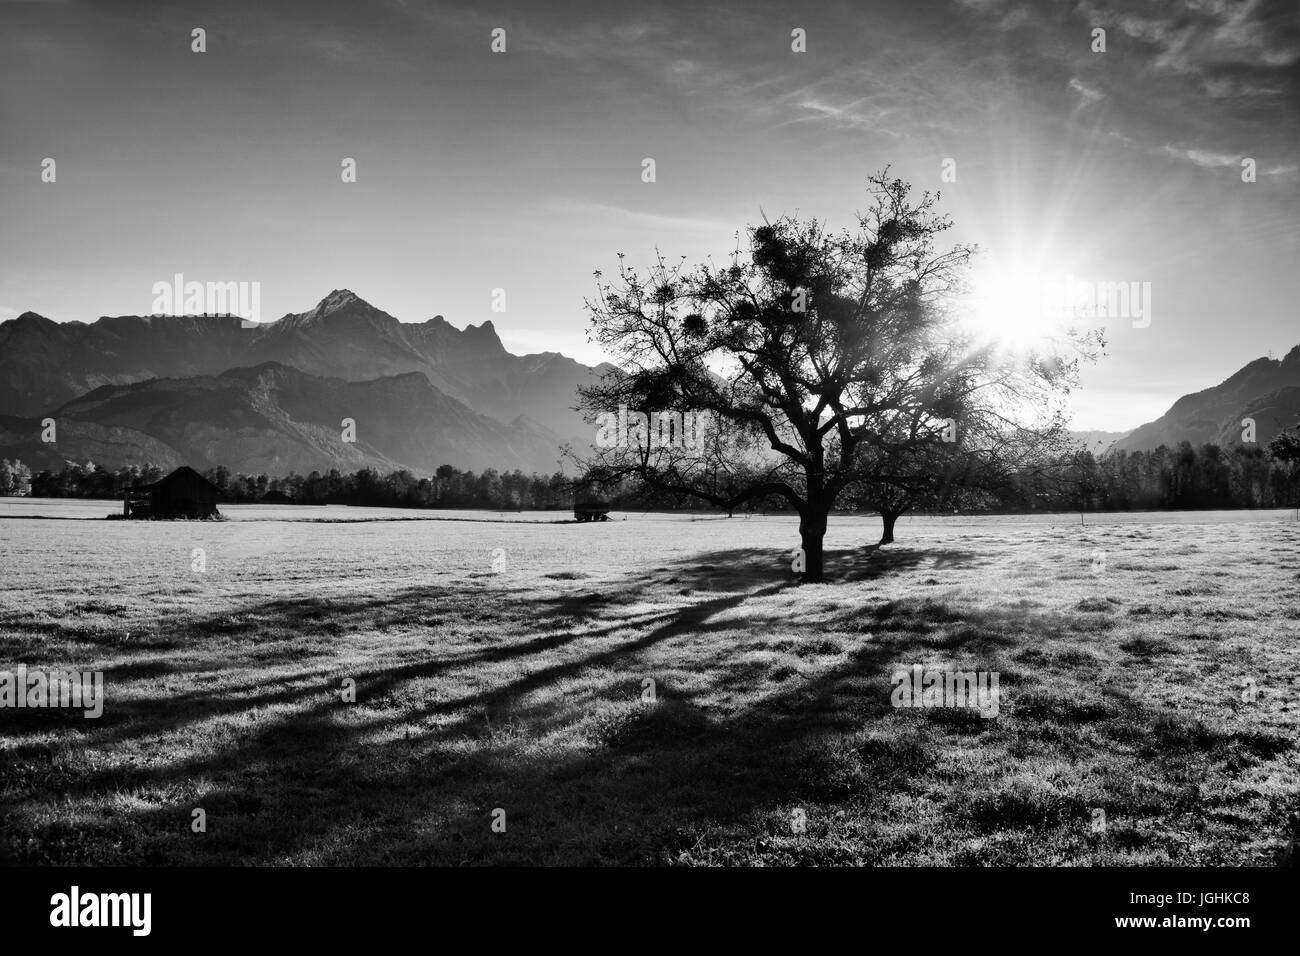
[
  {"left": 550, "top": 200, "right": 737, "bottom": 235},
  {"left": 1162, "top": 144, "right": 1298, "bottom": 177},
  {"left": 1081, "top": 0, "right": 1300, "bottom": 89},
  {"left": 1069, "top": 77, "right": 1105, "bottom": 108},
  {"left": 1163, "top": 145, "right": 1240, "bottom": 168}
]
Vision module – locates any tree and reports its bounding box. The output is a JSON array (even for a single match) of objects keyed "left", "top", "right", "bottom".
[
  {"left": 1269, "top": 421, "right": 1300, "bottom": 507},
  {"left": 0, "top": 458, "right": 31, "bottom": 496},
  {"left": 210, "top": 464, "right": 232, "bottom": 494},
  {"left": 848, "top": 401, "right": 1077, "bottom": 544},
  {"left": 573, "top": 172, "right": 1092, "bottom": 581},
  {"left": 1269, "top": 422, "right": 1300, "bottom": 466}
]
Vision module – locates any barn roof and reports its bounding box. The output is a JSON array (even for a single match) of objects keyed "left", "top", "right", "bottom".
[{"left": 130, "top": 465, "right": 220, "bottom": 493}]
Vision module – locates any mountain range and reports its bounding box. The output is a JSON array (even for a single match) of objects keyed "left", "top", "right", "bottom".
[
  {"left": 1111, "top": 345, "right": 1300, "bottom": 454},
  {"left": 0, "top": 290, "right": 1296, "bottom": 475},
  {"left": 0, "top": 291, "right": 610, "bottom": 474}
]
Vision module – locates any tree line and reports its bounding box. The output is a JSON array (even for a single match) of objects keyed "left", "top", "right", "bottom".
[
  {"left": 1021, "top": 441, "right": 1299, "bottom": 512},
  {"left": 616, "top": 439, "right": 1300, "bottom": 514},
  {"left": 2, "top": 435, "right": 1296, "bottom": 514},
  {"left": 1, "top": 460, "right": 575, "bottom": 510}
]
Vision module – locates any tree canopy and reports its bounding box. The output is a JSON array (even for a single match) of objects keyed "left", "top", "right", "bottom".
[{"left": 573, "top": 172, "right": 1100, "bottom": 581}]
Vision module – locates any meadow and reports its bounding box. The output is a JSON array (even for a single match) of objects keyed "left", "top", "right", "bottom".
[{"left": 1, "top": 501, "right": 1297, "bottom": 865}]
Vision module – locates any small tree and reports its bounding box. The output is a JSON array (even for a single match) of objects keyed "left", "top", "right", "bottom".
[
  {"left": 848, "top": 386, "right": 1079, "bottom": 544},
  {"left": 574, "top": 172, "right": 1092, "bottom": 582}
]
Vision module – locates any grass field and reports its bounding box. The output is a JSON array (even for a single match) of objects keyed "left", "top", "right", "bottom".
[{"left": 1, "top": 502, "right": 1297, "bottom": 865}]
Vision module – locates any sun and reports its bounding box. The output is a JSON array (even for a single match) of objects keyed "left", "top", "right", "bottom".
[{"left": 960, "top": 260, "right": 1061, "bottom": 351}]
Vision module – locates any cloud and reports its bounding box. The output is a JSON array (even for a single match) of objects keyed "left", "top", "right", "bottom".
[
  {"left": 953, "top": 0, "right": 1032, "bottom": 31},
  {"left": 1082, "top": 0, "right": 1300, "bottom": 83},
  {"left": 781, "top": 95, "right": 906, "bottom": 136},
  {"left": 553, "top": 201, "right": 737, "bottom": 235},
  {"left": 1161, "top": 144, "right": 1298, "bottom": 177},
  {"left": 1163, "top": 145, "right": 1241, "bottom": 168},
  {"left": 1068, "top": 77, "right": 1105, "bottom": 108},
  {"left": 1199, "top": 75, "right": 1284, "bottom": 98}
]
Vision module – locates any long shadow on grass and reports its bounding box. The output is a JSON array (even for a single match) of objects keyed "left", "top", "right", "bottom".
[
  {"left": 0, "top": 544, "right": 986, "bottom": 862},
  {"left": 6, "top": 541, "right": 1286, "bottom": 865}
]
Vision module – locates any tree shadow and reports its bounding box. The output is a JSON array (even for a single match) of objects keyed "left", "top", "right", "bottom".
[{"left": 10, "top": 538, "right": 1281, "bottom": 865}]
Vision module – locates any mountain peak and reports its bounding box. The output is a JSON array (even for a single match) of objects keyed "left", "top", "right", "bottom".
[
  {"left": 470, "top": 320, "right": 505, "bottom": 353},
  {"left": 0, "top": 294, "right": 602, "bottom": 448},
  {"left": 283, "top": 289, "right": 401, "bottom": 332},
  {"left": 316, "top": 289, "right": 369, "bottom": 313}
]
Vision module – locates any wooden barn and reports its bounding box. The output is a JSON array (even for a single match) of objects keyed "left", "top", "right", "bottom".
[{"left": 123, "top": 466, "right": 221, "bottom": 519}]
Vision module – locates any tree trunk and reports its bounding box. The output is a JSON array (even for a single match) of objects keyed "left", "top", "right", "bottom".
[
  {"left": 879, "top": 508, "right": 900, "bottom": 545},
  {"left": 798, "top": 508, "right": 827, "bottom": 583}
]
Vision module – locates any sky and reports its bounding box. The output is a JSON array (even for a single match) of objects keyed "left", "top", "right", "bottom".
[{"left": 1, "top": 0, "right": 1297, "bottom": 431}]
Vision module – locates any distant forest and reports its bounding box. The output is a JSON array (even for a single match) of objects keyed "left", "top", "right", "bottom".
[
  {"left": 1, "top": 438, "right": 1298, "bottom": 512},
  {"left": 1, "top": 461, "right": 577, "bottom": 510}
]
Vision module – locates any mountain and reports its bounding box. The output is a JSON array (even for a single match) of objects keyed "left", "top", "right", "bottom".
[
  {"left": 1111, "top": 345, "right": 1300, "bottom": 453},
  {"left": 6, "top": 292, "right": 1295, "bottom": 474},
  {"left": 0, "top": 362, "right": 566, "bottom": 475},
  {"left": 0, "top": 290, "right": 610, "bottom": 445},
  {"left": 0, "top": 414, "right": 185, "bottom": 473},
  {"left": 1068, "top": 430, "right": 1131, "bottom": 455}
]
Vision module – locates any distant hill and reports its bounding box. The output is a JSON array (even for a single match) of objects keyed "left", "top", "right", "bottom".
[
  {"left": 0, "top": 362, "right": 566, "bottom": 474},
  {"left": 1068, "top": 430, "right": 1131, "bottom": 455},
  {"left": 1112, "top": 345, "right": 1300, "bottom": 453},
  {"left": 0, "top": 290, "right": 610, "bottom": 451},
  {"left": 0, "top": 414, "right": 184, "bottom": 473}
]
